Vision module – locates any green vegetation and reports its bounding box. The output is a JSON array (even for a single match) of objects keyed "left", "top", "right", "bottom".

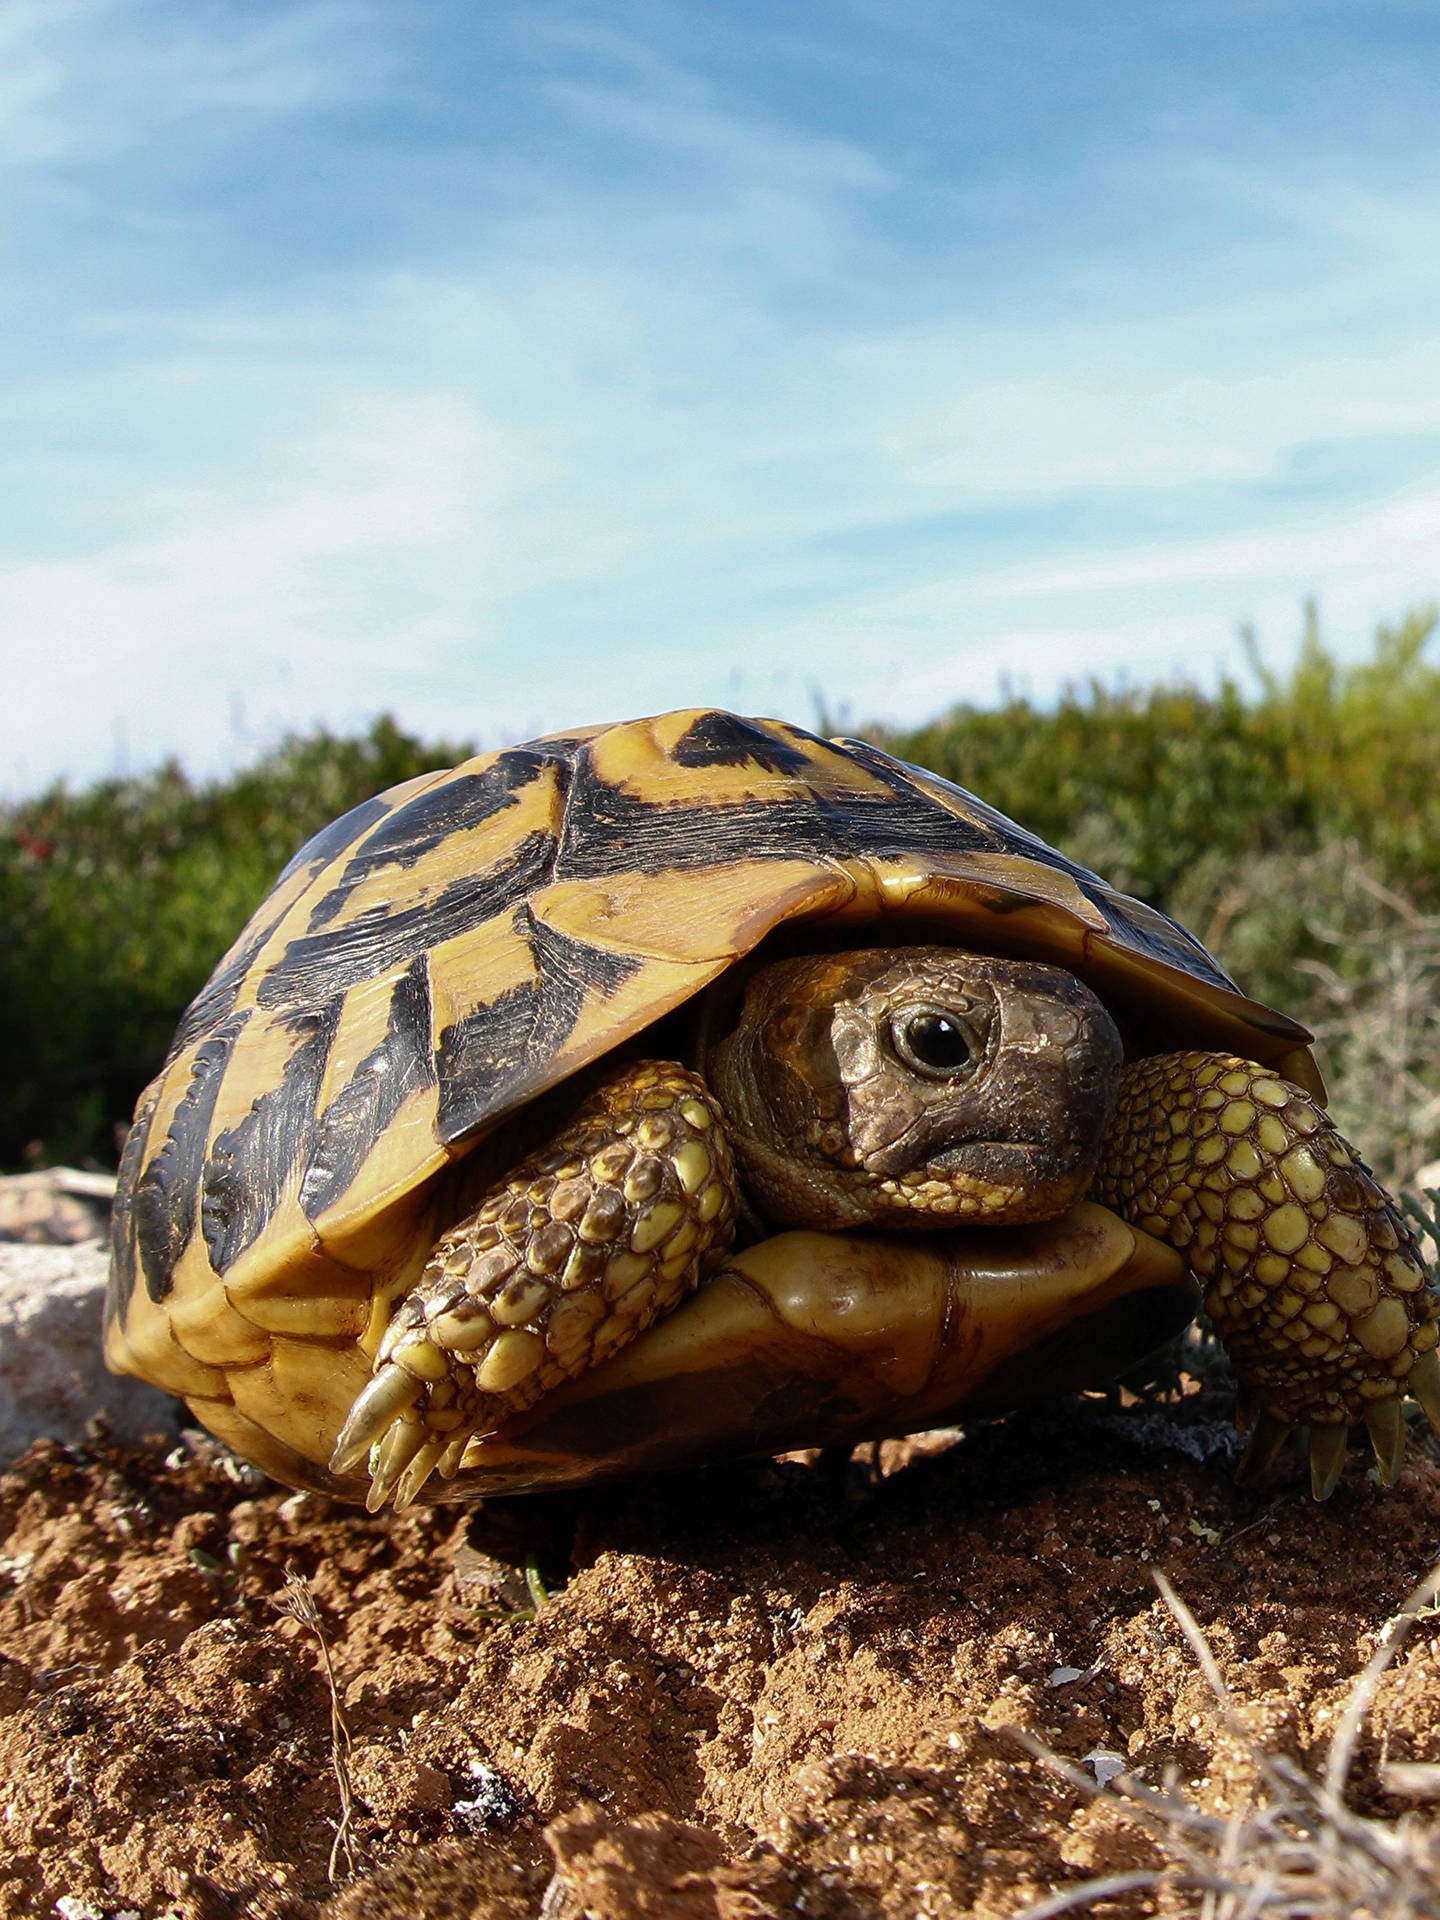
[
  {"left": 877, "top": 602, "right": 1440, "bottom": 913},
  {"left": 5, "top": 606, "right": 1440, "bottom": 1177}
]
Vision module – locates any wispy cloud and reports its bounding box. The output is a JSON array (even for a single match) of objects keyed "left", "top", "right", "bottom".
[
  {"left": 1, "top": 1, "right": 1438, "bottom": 791},
  {"left": 0, "top": 0, "right": 391, "bottom": 178}
]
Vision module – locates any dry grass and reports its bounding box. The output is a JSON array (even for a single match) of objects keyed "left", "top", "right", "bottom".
[
  {"left": 1290, "top": 868, "right": 1440, "bottom": 1190},
  {"left": 272, "top": 1566, "right": 359, "bottom": 1884},
  {"left": 1187, "top": 841, "right": 1440, "bottom": 1190},
  {"left": 1016, "top": 1568, "right": 1440, "bottom": 1920}
]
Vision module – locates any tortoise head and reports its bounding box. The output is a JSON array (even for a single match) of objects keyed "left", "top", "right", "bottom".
[{"left": 706, "top": 946, "right": 1124, "bottom": 1232}]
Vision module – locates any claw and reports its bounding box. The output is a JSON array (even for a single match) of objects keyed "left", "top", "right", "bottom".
[
  {"left": 392, "top": 1435, "right": 449, "bottom": 1513},
  {"left": 437, "top": 1430, "right": 472, "bottom": 1480},
  {"left": 1308, "top": 1422, "right": 1349, "bottom": 1501},
  {"left": 1237, "top": 1410, "right": 1292, "bottom": 1482},
  {"left": 1411, "top": 1348, "right": 1440, "bottom": 1439},
  {"left": 365, "top": 1418, "right": 428, "bottom": 1512},
  {"left": 330, "top": 1363, "right": 422, "bottom": 1477},
  {"left": 1365, "top": 1395, "right": 1407, "bottom": 1486}
]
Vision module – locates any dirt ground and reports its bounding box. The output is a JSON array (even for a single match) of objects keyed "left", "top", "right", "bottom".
[{"left": 3, "top": 1377, "right": 1440, "bottom": 1920}]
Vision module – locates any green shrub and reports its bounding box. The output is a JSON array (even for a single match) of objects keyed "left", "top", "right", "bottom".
[
  {"left": 875, "top": 602, "right": 1440, "bottom": 906},
  {"left": 1173, "top": 841, "right": 1440, "bottom": 1186}
]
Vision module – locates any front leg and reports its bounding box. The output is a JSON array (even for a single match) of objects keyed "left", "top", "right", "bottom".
[
  {"left": 331, "top": 1060, "right": 738, "bottom": 1509},
  {"left": 1093, "top": 1052, "right": 1440, "bottom": 1496}
]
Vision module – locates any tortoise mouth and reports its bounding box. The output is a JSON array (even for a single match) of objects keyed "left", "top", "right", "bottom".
[
  {"left": 913, "top": 1137, "right": 1099, "bottom": 1216},
  {"left": 926, "top": 1136, "right": 1090, "bottom": 1171}
]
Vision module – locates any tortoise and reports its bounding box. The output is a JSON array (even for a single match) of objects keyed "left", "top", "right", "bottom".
[{"left": 104, "top": 708, "right": 1440, "bottom": 1509}]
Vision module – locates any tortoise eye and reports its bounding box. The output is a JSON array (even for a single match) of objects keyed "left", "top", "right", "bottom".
[{"left": 892, "top": 1008, "right": 973, "bottom": 1077}]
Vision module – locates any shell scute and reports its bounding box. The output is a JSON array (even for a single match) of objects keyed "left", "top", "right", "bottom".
[
  {"left": 301, "top": 744, "right": 568, "bottom": 933},
  {"left": 165, "top": 1270, "right": 271, "bottom": 1368},
  {"left": 106, "top": 1074, "right": 162, "bottom": 1323},
  {"left": 431, "top": 911, "right": 644, "bottom": 1146},
  {"left": 225, "top": 1332, "right": 372, "bottom": 1466},
  {"left": 535, "top": 860, "right": 852, "bottom": 966},
  {"left": 200, "top": 998, "right": 342, "bottom": 1276},
  {"left": 164, "top": 910, "right": 281, "bottom": 1062},
  {"left": 255, "top": 830, "right": 554, "bottom": 1013},
  {"left": 298, "top": 955, "right": 435, "bottom": 1224},
  {"left": 667, "top": 709, "right": 821, "bottom": 774},
  {"left": 132, "top": 1013, "right": 249, "bottom": 1303},
  {"left": 167, "top": 771, "right": 446, "bottom": 1058},
  {"left": 559, "top": 728, "right": 989, "bottom": 880},
  {"left": 273, "top": 769, "right": 442, "bottom": 890}
]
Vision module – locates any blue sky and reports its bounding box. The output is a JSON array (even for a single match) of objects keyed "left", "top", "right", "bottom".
[{"left": 5, "top": 0, "right": 1440, "bottom": 792}]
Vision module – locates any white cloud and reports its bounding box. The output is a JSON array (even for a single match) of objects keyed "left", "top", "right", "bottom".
[
  {"left": 0, "top": 0, "right": 89, "bottom": 170},
  {"left": 3, "top": 3, "right": 1440, "bottom": 793},
  {"left": 4, "top": 294, "right": 1437, "bottom": 793},
  {"left": 0, "top": 0, "right": 393, "bottom": 179}
]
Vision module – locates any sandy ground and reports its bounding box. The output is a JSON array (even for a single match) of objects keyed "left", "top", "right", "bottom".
[{"left": 3, "top": 1380, "right": 1440, "bottom": 1920}]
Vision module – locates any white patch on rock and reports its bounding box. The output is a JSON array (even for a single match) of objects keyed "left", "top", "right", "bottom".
[{"left": 0, "top": 1239, "right": 176, "bottom": 1461}]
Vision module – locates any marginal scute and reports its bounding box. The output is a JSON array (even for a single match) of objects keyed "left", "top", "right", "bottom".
[
  {"left": 165, "top": 1278, "right": 271, "bottom": 1369},
  {"left": 228, "top": 1334, "right": 372, "bottom": 1469}
]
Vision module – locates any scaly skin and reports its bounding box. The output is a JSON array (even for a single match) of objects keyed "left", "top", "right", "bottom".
[
  {"left": 1093, "top": 1052, "right": 1440, "bottom": 1495},
  {"left": 330, "top": 1061, "right": 737, "bottom": 1510}
]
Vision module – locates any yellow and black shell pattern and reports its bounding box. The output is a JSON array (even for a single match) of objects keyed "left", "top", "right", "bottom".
[{"left": 104, "top": 708, "right": 1316, "bottom": 1479}]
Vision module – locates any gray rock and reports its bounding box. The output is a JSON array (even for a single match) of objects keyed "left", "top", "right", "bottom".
[
  {"left": 0, "top": 1167, "right": 115, "bottom": 1245},
  {"left": 0, "top": 1239, "right": 177, "bottom": 1461}
]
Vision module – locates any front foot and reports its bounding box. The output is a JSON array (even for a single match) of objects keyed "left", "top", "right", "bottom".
[
  {"left": 330, "top": 1060, "right": 737, "bottom": 1509},
  {"left": 1094, "top": 1052, "right": 1440, "bottom": 1497}
]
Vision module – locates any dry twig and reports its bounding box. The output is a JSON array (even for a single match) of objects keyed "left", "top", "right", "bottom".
[
  {"left": 1014, "top": 1564, "right": 1440, "bottom": 1919},
  {"left": 272, "top": 1565, "right": 358, "bottom": 1883}
]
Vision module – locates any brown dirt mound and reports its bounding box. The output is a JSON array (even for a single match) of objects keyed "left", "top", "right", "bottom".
[{"left": 3, "top": 1392, "right": 1440, "bottom": 1919}]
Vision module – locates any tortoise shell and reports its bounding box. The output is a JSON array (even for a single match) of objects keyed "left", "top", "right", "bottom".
[{"left": 104, "top": 708, "right": 1315, "bottom": 1484}]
